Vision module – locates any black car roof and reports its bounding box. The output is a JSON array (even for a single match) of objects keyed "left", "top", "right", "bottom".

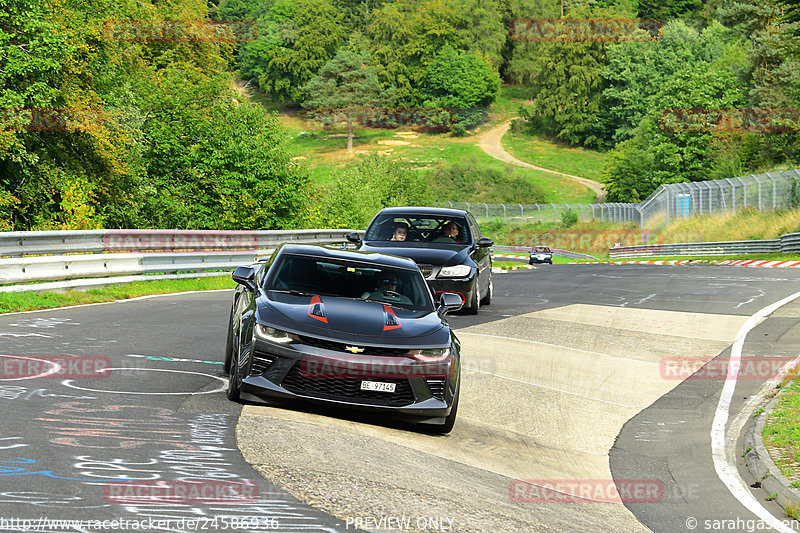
[
  {"left": 374, "top": 206, "right": 470, "bottom": 218},
  {"left": 278, "top": 243, "right": 420, "bottom": 270}
]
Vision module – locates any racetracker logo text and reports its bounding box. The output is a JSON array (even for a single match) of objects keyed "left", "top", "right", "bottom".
[
  {"left": 659, "top": 356, "right": 798, "bottom": 381},
  {"left": 0, "top": 355, "right": 111, "bottom": 379},
  {"left": 104, "top": 480, "right": 258, "bottom": 504},
  {"left": 102, "top": 19, "right": 258, "bottom": 43},
  {"left": 304, "top": 107, "right": 458, "bottom": 132},
  {"left": 660, "top": 108, "right": 800, "bottom": 133},
  {"left": 300, "top": 356, "right": 452, "bottom": 380},
  {"left": 509, "top": 18, "right": 662, "bottom": 42},
  {"left": 509, "top": 479, "right": 664, "bottom": 503},
  {"left": 0, "top": 108, "right": 104, "bottom": 132}
]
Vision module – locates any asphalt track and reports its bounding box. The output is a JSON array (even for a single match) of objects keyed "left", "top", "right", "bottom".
[{"left": 1, "top": 264, "right": 799, "bottom": 532}]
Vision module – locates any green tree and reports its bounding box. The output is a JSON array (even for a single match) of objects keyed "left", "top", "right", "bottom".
[
  {"left": 422, "top": 46, "right": 500, "bottom": 132},
  {"left": 603, "top": 63, "right": 746, "bottom": 201},
  {"left": 507, "top": 4, "right": 634, "bottom": 146},
  {"left": 600, "top": 20, "right": 746, "bottom": 147},
  {"left": 238, "top": 0, "right": 344, "bottom": 102},
  {"left": 367, "top": 0, "right": 460, "bottom": 106},
  {"left": 302, "top": 49, "right": 390, "bottom": 151}
]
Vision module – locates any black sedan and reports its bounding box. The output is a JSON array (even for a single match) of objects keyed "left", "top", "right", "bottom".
[
  {"left": 224, "top": 244, "right": 464, "bottom": 433},
  {"left": 348, "top": 207, "right": 494, "bottom": 314}
]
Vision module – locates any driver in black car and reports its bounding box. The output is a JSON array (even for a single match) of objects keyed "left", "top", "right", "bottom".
[{"left": 361, "top": 272, "right": 413, "bottom": 305}]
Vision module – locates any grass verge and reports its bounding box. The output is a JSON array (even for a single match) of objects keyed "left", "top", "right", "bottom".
[
  {"left": 0, "top": 276, "right": 235, "bottom": 314},
  {"left": 502, "top": 128, "right": 607, "bottom": 183},
  {"left": 762, "top": 372, "right": 800, "bottom": 491}
]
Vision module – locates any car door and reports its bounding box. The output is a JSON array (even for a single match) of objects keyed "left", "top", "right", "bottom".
[{"left": 467, "top": 213, "right": 491, "bottom": 295}]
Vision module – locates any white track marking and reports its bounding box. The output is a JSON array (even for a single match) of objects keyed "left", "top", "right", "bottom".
[
  {"left": 61, "top": 368, "right": 226, "bottom": 395},
  {"left": 0, "top": 289, "right": 234, "bottom": 316},
  {"left": 711, "top": 290, "right": 800, "bottom": 533}
]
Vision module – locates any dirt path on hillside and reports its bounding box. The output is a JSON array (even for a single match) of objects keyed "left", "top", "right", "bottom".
[{"left": 477, "top": 119, "right": 606, "bottom": 202}]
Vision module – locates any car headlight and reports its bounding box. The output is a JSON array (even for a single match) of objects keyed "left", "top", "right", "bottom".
[
  {"left": 407, "top": 347, "right": 451, "bottom": 361},
  {"left": 437, "top": 265, "right": 472, "bottom": 278},
  {"left": 255, "top": 324, "right": 293, "bottom": 344}
]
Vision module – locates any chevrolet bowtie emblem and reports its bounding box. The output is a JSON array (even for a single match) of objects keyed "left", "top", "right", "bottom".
[{"left": 345, "top": 346, "right": 365, "bottom": 353}]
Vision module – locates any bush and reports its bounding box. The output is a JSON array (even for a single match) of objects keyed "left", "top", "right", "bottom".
[
  {"left": 560, "top": 209, "right": 579, "bottom": 228},
  {"left": 313, "top": 155, "right": 435, "bottom": 229},
  {"left": 428, "top": 157, "right": 545, "bottom": 203}
]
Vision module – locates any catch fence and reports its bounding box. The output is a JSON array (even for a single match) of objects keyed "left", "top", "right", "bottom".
[{"left": 440, "top": 170, "right": 800, "bottom": 241}]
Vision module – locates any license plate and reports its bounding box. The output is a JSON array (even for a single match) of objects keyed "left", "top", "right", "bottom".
[{"left": 360, "top": 380, "right": 396, "bottom": 393}]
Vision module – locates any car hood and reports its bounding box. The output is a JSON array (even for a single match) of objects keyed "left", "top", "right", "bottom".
[
  {"left": 360, "top": 242, "right": 469, "bottom": 266},
  {"left": 259, "top": 293, "right": 448, "bottom": 346}
]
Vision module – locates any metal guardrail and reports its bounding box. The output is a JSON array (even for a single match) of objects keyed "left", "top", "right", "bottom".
[
  {"left": 0, "top": 229, "right": 353, "bottom": 257},
  {"left": 0, "top": 229, "right": 354, "bottom": 292},
  {"left": 608, "top": 235, "right": 796, "bottom": 259}
]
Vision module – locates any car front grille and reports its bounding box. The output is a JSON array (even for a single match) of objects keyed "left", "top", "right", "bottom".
[
  {"left": 417, "top": 264, "right": 434, "bottom": 279},
  {"left": 426, "top": 379, "right": 446, "bottom": 400},
  {"left": 281, "top": 364, "right": 415, "bottom": 407},
  {"left": 294, "top": 334, "right": 410, "bottom": 357}
]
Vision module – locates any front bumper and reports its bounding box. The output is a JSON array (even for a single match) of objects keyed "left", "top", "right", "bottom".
[
  {"left": 427, "top": 277, "right": 477, "bottom": 306},
  {"left": 238, "top": 337, "right": 459, "bottom": 421}
]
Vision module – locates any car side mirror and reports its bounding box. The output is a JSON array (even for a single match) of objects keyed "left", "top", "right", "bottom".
[
  {"left": 438, "top": 292, "right": 463, "bottom": 314},
  {"left": 346, "top": 232, "right": 362, "bottom": 244},
  {"left": 232, "top": 266, "right": 258, "bottom": 292},
  {"left": 477, "top": 237, "right": 493, "bottom": 248}
]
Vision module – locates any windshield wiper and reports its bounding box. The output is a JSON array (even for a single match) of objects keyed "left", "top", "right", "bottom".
[{"left": 269, "top": 289, "right": 316, "bottom": 297}]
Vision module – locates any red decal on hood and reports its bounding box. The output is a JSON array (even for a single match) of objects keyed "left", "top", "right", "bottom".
[
  {"left": 383, "top": 305, "right": 401, "bottom": 331},
  {"left": 308, "top": 296, "right": 328, "bottom": 323}
]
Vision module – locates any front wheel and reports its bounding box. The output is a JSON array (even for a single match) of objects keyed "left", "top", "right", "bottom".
[
  {"left": 464, "top": 287, "right": 479, "bottom": 315},
  {"left": 480, "top": 272, "right": 493, "bottom": 306},
  {"left": 226, "top": 335, "right": 241, "bottom": 402},
  {"left": 432, "top": 382, "right": 459, "bottom": 434},
  {"left": 223, "top": 307, "right": 235, "bottom": 374}
]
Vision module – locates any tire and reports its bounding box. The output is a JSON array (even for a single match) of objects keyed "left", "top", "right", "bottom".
[
  {"left": 480, "top": 271, "right": 492, "bottom": 306},
  {"left": 223, "top": 307, "right": 235, "bottom": 375},
  {"left": 464, "top": 286, "right": 480, "bottom": 314},
  {"left": 432, "top": 381, "right": 459, "bottom": 434},
  {"left": 226, "top": 333, "right": 241, "bottom": 402}
]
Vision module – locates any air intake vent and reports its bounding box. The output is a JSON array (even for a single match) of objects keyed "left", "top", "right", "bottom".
[
  {"left": 251, "top": 351, "right": 276, "bottom": 376},
  {"left": 426, "top": 379, "right": 446, "bottom": 400}
]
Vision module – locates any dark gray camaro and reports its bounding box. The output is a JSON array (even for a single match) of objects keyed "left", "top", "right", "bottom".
[
  {"left": 348, "top": 206, "right": 494, "bottom": 314},
  {"left": 225, "top": 243, "right": 464, "bottom": 433}
]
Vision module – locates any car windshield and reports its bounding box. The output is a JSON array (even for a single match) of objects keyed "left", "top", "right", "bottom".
[
  {"left": 535, "top": 247, "right": 551, "bottom": 253},
  {"left": 265, "top": 254, "right": 433, "bottom": 310},
  {"left": 364, "top": 214, "right": 472, "bottom": 245}
]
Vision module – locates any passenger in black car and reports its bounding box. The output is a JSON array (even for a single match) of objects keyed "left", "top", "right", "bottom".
[
  {"left": 432, "top": 221, "right": 460, "bottom": 243},
  {"left": 391, "top": 223, "right": 409, "bottom": 242}
]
